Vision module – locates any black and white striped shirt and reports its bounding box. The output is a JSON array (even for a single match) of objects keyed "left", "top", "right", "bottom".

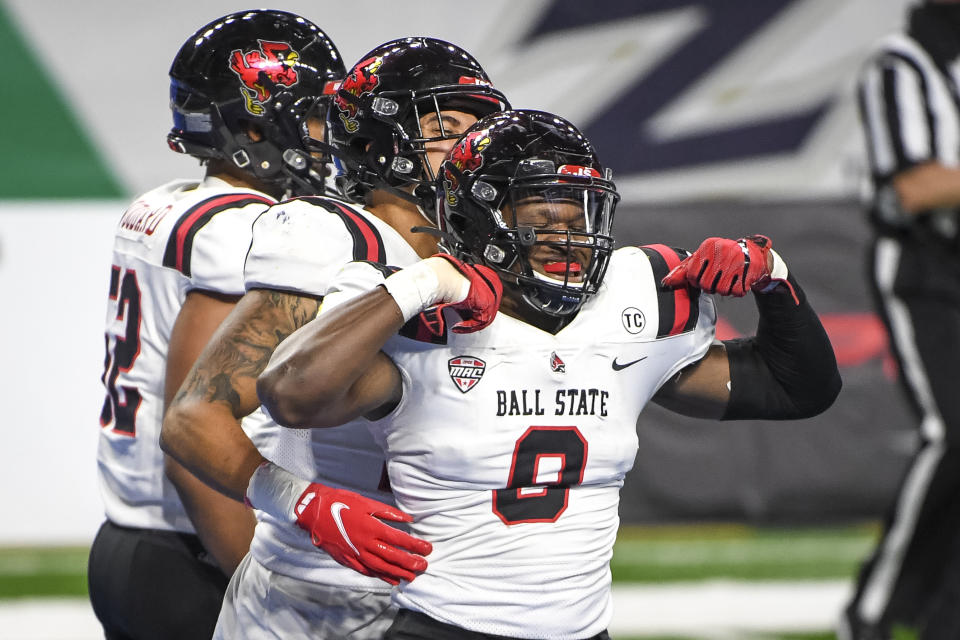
[{"left": 857, "top": 28, "right": 960, "bottom": 238}]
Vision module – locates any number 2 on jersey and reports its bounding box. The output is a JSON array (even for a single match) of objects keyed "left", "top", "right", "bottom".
[
  {"left": 493, "top": 426, "right": 587, "bottom": 525},
  {"left": 99, "top": 266, "right": 142, "bottom": 435}
]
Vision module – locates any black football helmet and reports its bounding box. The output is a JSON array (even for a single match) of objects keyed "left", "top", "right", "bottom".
[
  {"left": 167, "top": 10, "right": 345, "bottom": 196},
  {"left": 325, "top": 37, "right": 509, "bottom": 211},
  {"left": 437, "top": 110, "right": 618, "bottom": 317}
]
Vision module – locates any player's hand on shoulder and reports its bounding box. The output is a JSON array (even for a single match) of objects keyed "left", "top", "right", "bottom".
[
  {"left": 294, "top": 482, "right": 432, "bottom": 585},
  {"left": 383, "top": 254, "right": 502, "bottom": 334},
  {"left": 429, "top": 254, "right": 502, "bottom": 333},
  {"left": 661, "top": 235, "right": 794, "bottom": 300}
]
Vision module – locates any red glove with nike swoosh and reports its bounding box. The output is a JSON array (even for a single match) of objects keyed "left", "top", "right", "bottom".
[
  {"left": 661, "top": 235, "right": 798, "bottom": 303},
  {"left": 247, "top": 461, "right": 432, "bottom": 585}
]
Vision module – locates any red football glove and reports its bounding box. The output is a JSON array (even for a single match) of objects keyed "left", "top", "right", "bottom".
[
  {"left": 246, "top": 461, "right": 432, "bottom": 586},
  {"left": 429, "top": 253, "right": 503, "bottom": 334},
  {"left": 293, "top": 483, "right": 432, "bottom": 585},
  {"left": 383, "top": 254, "right": 502, "bottom": 334},
  {"left": 662, "top": 234, "right": 782, "bottom": 297}
]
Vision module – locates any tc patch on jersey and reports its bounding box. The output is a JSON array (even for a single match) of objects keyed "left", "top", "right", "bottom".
[
  {"left": 621, "top": 307, "right": 645, "bottom": 334},
  {"left": 448, "top": 356, "right": 486, "bottom": 393}
]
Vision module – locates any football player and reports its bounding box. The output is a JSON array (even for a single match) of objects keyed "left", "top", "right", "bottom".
[
  {"left": 88, "top": 10, "right": 344, "bottom": 640},
  {"left": 159, "top": 38, "right": 509, "bottom": 638},
  {"left": 257, "top": 109, "right": 843, "bottom": 639}
]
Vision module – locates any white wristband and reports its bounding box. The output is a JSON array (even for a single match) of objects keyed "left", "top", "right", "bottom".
[
  {"left": 758, "top": 249, "right": 789, "bottom": 293},
  {"left": 382, "top": 257, "right": 470, "bottom": 322},
  {"left": 246, "top": 461, "right": 311, "bottom": 524}
]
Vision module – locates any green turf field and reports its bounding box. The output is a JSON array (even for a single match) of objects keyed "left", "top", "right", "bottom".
[
  {"left": 0, "top": 523, "right": 885, "bottom": 639},
  {"left": 0, "top": 545, "right": 89, "bottom": 599},
  {"left": 608, "top": 523, "right": 880, "bottom": 640},
  {"left": 610, "top": 522, "right": 877, "bottom": 583}
]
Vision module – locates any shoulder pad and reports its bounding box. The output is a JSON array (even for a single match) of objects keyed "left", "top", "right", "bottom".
[
  {"left": 162, "top": 193, "right": 273, "bottom": 276},
  {"left": 639, "top": 244, "right": 700, "bottom": 337},
  {"left": 297, "top": 197, "right": 387, "bottom": 263}
]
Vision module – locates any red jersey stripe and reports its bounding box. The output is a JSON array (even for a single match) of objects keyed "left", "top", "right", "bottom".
[
  {"left": 330, "top": 201, "right": 383, "bottom": 262},
  {"left": 644, "top": 244, "right": 692, "bottom": 337},
  {"left": 172, "top": 194, "right": 272, "bottom": 273}
]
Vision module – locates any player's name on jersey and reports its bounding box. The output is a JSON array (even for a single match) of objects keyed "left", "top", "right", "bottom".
[
  {"left": 496, "top": 388, "right": 609, "bottom": 417},
  {"left": 119, "top": 199, "right": 172, "bottom": 236}
]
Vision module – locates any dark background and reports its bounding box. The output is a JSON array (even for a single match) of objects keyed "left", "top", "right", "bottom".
[{"left": 615, "top": 199, "right": 914, "bottom": 523}]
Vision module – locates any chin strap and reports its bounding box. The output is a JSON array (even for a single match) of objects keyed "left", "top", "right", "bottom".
[
  {"left": 410, "top": 225, "right": 458, "bottom": 247},
  {"left": 415, "top": 203, "right": 435, "bottom": 225},
  {"left": 380, "top": 182, "right": 430, "bottom": 211}
]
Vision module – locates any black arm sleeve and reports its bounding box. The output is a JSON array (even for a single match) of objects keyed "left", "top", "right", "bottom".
[{"left": 721, "top": 275, "right": 842, "bottom": 420}]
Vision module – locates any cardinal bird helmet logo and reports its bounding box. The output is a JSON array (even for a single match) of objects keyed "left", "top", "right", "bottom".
[
  {"left": 229, "top": 40, "right": 301, "bottom": 116},
  {"left": 444, "top": 129, "right": 492, "bottom": 205},
  {"left": 333, "top": 55, "right": 384, "bottom": 133}
]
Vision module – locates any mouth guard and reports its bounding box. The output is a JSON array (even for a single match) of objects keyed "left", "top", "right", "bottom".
[{"left": 544, "top": 262, "right": 581, "bottom": 275}]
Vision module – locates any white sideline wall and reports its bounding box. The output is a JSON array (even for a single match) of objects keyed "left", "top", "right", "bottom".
[{"left": 0, "top": 202, "right": 120, "bottom": 545}]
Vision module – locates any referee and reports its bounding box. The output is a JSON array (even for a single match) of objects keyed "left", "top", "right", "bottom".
[{"left": 844, "top": 1, "right": 960, "bottom": 638}]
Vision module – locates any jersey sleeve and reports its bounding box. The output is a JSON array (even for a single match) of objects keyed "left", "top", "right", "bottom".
[
  {"left": 624, "top": 244, "right": 718, "bottom": 390},
  {"left": 164, "top": 194, "right": 273, "bottom": 295},
  {"left": 318, "top": 260, "right": 396, "bottom": 315},
  {"left": 638, "top": 244, "right": 702, "bottom": 337},
  {"left": 657, "top": 292, "right": 717, "bottom": 385},
  {"left": 244, "top": 198, "right": 386, "bottom": 297}
]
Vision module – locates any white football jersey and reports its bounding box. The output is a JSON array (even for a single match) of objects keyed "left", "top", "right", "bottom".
[
  {"left": 97, "top": 177, "right": 276, "bottom": 533},
  {"left": 244, "top": 196, "right": 421, "bottom": 591},
  {"left": 322, "top": 245, "right": 717, "bottom": 637}
]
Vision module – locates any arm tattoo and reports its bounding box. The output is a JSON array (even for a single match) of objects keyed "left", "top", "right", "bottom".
[{"left": 177, "top": 289, "right": 320, "bottom": 417}]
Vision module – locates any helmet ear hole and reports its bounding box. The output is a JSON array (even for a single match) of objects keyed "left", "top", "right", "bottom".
[{"left": 244, "top": 122, "right": 265, "bottom": 143}]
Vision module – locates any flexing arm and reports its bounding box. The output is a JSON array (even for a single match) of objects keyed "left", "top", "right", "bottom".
[
  {"left": 653, "top": 236, "right": 841, "bottom": 420},
  {"left": 253, "top": 255, "right": 504, "bottom": 584},
  {"left": 162, "top": 290, "right": 257, "bottom": 575},
  {"left": 260, "top": 255, "right": 502, "bottom": 428},
  {"left": 160, "top": 288, "right": 319, "bottom": 501},
  {"left": 651, "top": 343, "right": 731, "bottom": 419},
  {"left": 259, "top": 288, "right": 406, "bottom": 428}
]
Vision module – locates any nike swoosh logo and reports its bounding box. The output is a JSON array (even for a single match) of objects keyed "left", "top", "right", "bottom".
[
  {"left": 330, "top": 502, "right": 360, "bottom": 556},
  {"left": 612, "top": 356, "right": 648, "bottom": 371}
]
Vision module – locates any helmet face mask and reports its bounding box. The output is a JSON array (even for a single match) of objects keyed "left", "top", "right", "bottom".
[
  {"left": 295, "top": 94, "right": 347, "bottom": 195},
  {"left": 326, "top": 38, "right": 509, "bottom": 211},
  {"left": 167, "top": 10, "right": 345, "bottom": 196},
  {"left": 500, "top": 182, "right": 615, "bottom": 315},
  {"left": 438, "top": 111, "right": 619, "bottom": 318}
]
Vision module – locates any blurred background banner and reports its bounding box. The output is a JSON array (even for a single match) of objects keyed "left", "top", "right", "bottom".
[
  {"left": 0, "top": 0, "right": 916, "bottom": 543},
  {"left": 0, "top": 0, "right": 907, "bottom": 202}
]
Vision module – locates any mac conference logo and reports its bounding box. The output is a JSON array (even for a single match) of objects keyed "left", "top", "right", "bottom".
[{"left": 448, "top": 356, "right": 486, "bottom": 393}]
